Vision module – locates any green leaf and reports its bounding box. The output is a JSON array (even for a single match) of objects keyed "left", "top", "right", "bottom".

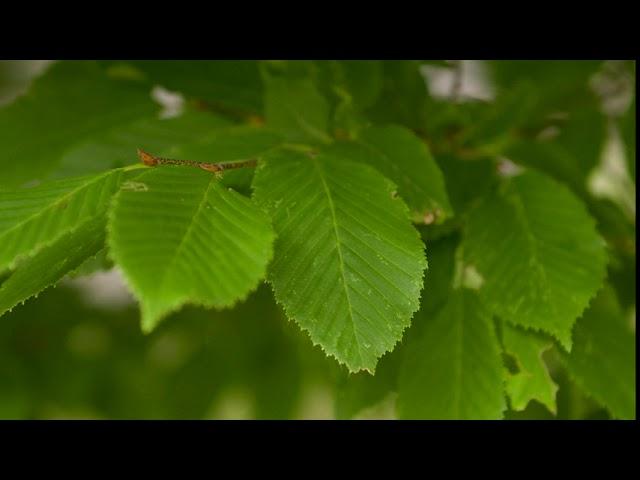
[
  {"left": 505, "top": 105, "right": 606, "bottom": 198},
  {"left": 489, "top": 60, "right": 603, "bottom": 89},
  {"left": 252, "top": 151, "right": 427, "bottom": 372},
  {"left": 0, "top": 218, "right": 105, "bottom": 316},
  {"left": 326, "top": 125, "right": 453, "bottom": 224},
  {"left": 366, "top": 61, "right": 429, "bottom": 130},
  {"left": 487, "top": 60, "right": 603, "bottom": 120},
  {"left": 0, "top": 169, "right": 124, "bottom": 275},
  {"left": 435, "top": 154, "right": 497, "bottom": 214},
  {"left": 457, "top": 84, "right": 538, "bottom": 155},
  {"left": 506, "top": 140, "right": 588, "bottom": 197},
  {"left": 338, "top": 61, "right": 384, "bottom": 110},
  {"left": 334, "top": 234, "right": 460, "bottom": 418},
  {"left": 263, "top": 66, "right": 331, "bottom": 144},
  {"left": 312, "top": 61, "right": 383, "bottom": 138},
  {"left": 0, "top": 61, "right": 157, "bottom": 189},
  {"left": 115, "top": 60, "right": 264, "bottom": 114},
  {"left": 559, "top": 286, "right": 636, "bottom": 419},
  {"left": 108, "top": 166, "right": 275, "bottom": 332},
  {"left": 554, "top": 105, "right": 606, "bottom": 176},
  {"left": 502, "top": 323, "right": 558, "bottom": 414},
  {"left": 397, "top": 289, "right": 505, "bottom": 419},
  {"left": 315, "top": 60, "right": 384, "bottom": 110},
  {"left": 67, "top": 248, "right": 113, "bottom": 278},
  {"left": 462, "top": 170, "right": 607, "bottom": 348}
]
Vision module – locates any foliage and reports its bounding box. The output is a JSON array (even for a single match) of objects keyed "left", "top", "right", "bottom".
[{"left": 0, "top": 60, "right": 635, "bottom": 419}]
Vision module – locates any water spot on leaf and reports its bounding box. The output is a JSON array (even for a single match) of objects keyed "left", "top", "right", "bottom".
[{"left": 121, "top": 181, "right": 149, "bottom": 192}]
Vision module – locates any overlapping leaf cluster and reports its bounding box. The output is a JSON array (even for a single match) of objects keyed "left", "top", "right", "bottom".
[{"left": 0, "top": 60, "right": 635, "bottom": 419}]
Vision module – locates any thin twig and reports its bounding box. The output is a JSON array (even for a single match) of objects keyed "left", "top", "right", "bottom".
[{"left": 137, "top": 149, "right": 257, "bottom": 173}]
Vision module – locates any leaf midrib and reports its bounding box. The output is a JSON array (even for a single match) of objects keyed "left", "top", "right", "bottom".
[
  {"left": 312, "top": 158, "right": 365, "bottom": 366},
  {"left": 156, "top": 175, "right": 216, "bottom": 301},
  {"left": 506, "top": 184, "right": 561, "bottom": 327}
]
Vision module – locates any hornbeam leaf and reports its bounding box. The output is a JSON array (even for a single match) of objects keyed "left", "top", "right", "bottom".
[
  {"left": 457, "top": 83, "right": 538, "bottom": 156},
  {"left": 252, "top": 151, "right": 427, "bottom": 372},
  {"left": 505, "top": 109, "right": 606, "bottom": 200},
  {"left": 118, "top": 60, "right": 264, "bottom": 114},
  {"left": 0, "top": 61, "right": 157, "bottom": 188},
  {"left": 0, "top": 169, "right": 124, "bottom": 275},
  {"left": 108, "top": 166, "right": 275, "bottom": 332},
  {"left": 0, "top": 218, "right": 105, "bottom": 316},
  {"left": 334, "top": 61, "right": 383, "bottom": 110},
  {"left": 366, "top": 60, "right": 429, "bottom": 130},
  {"left": 559, "top": 286, "right": 636, "bottom": 419},
  {"left": 502, "top": 322, "right": 558, "bottom": 414},
  {"left": 435, "top": 154, "right": 497, "bottom": 214},
  {"left": 263, "top": 68, "right": 331, "bottom": 144},
  {"left": 314, "top": 60, "right": 383, "bottom": 110},
  {"left": 462, "top": 170, "right": 607, "bottom": 348},
  {"left": 487, "top": 60, "right": 603, "bottom": 120},
  {"left": 397, "top": 289, "right": 506, "bottom": 419},
  {"left": 326, "top": 125, "right": 453, "bottom": 224}
]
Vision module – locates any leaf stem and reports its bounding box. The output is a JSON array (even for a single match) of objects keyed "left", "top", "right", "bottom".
[{"left": 122, "top": 163, "right": 149, "bottom": 172}]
